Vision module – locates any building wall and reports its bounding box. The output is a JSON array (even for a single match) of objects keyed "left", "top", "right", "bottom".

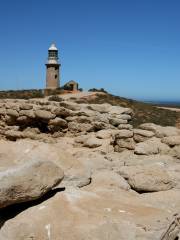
[{"left": 46, "top": 65, "right": 60, "bottom": 89}]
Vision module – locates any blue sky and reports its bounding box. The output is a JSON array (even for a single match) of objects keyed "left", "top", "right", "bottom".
[{"left": 0, "top": 0, "right": 179, "bottom": 101}]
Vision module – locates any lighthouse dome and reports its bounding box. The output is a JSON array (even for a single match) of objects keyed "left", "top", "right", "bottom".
[{"left": 49, "top": 43, "right": 58, "bottom": 51}]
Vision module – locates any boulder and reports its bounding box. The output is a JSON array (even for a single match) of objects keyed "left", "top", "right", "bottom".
[
  {"left": 133, "top": 129, "right": 155, "bottom": 137},
  {"left": 93, "top": 121, "right": 109, "bottom": 130},
  {"left": 88, "top": 170, "right": 130, "bottom": 191},
  {"left": 74, "top": 135, "right": 89, "bottom": 144},
  {"left": 118, "top": 124, "right": 133, "bottom": 130},
  {"left": 0, "top": 160, "right": 64, "bottom": 209},
  {"left": 93, "top": 113, "right": 109, "bottom": 123},
  {"left": 53, "top": 107, "right": 73, "bottom": 117},
  {"left": 60, "top": 101, "right": 81, "bottom": 111},
  {"left": 60, "top": 167, "right": 91, "bottom": 188},
  {"left": 109, "top": 106, "right": 133, "bottom": 115},
  {"left": 73, "top": 116, "right": 92, "bottom": 124},
  {"left": 133, "top": 129, "right": 154, "bottom": 143},
  {"left": 116, "top": 138, "right": 135, "bottom": 150},
  {"left": 134, "top": 134, "right": 150, "bottom": 143},
  {"left": 88, "top": 103, "right": 111, "bottom": 113},
  {"left": 162, "top": 136, "right": 180, "bottom": 147},
  {"left": 109, "top": 117, "right": 127, "bottom": 126},
  {"left": 96, "top": 129, "right": 119, "bottom": 139},
  {"left": 122, "top": 154, "right": 176, "bottom": 167},
  {"left": 139, "top": 123, "right": 180, "bottom": 138},
  {"left": 0, "top": 108, "right": 6, "bottom": 115},
  {"left": 118, "top": 165, "right": 174, "bottom": 192},
  {"left": 134, "top": 137, "right": 170, "bottom": 155},
  {"left": 115, "top": 130, "right": 133, "bottom": 139},
  {"left": 68, "top": 122, "right": 93, "bottom": 132},
  {"left": 19, "top": 110, "right": 35, "bottom": 118},
  {"left": 6, "top": 103, "right": 19, "bottom": 111},
  {"left": 5, "top": 130, "right": 24, "bottom": 140},
  {"left": 117, "top": 114, "right": 132, "bottom": 120},
  {"left": 19, "top": 104, "right": 33, "bottom": 110},
  {"left": 6, "top": 109, "right": 19, "bottom": 118},
  {"left": 35, "top": 110, "right": 55, "bottom": 120},
  {"left": 169, "top": 145, "right": 180, "bottom": 159},
  {"left": 83, "top": 137, "right": 103, "bottom": 148},
  {"left": 21, "top": 128, "right": 41, "bottom": 140},
  {"left": 73, "top": 109, "right": 96, "bottom": 117},
  {"left": 48, "top": 117, "right": 68, "bottom": 128}
]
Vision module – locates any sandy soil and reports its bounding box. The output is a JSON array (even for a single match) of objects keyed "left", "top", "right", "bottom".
[{"left": 157, "top": 106, "right": 180, "bottom": 112}]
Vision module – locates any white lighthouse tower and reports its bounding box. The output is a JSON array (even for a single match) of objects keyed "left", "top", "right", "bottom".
[{"left": 45, "top": 43, "right": 60, "bottom": 89}]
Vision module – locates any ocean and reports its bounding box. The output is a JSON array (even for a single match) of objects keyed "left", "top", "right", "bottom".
[{"left": 144, "top": 100, "right": 180, "bottom": 107}]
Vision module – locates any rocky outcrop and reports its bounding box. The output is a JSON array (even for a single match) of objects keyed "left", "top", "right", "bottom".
[
  {"left": 1, "top": 97, "right": 180, "bottom": 239},
  {"left": 0, "top": 99, "right": 133, "bottom": 141}
]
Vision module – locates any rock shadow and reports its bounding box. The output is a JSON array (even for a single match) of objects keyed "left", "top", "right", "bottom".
[{"left": 0, "top": 187, "right": 65, "bottom": 229}]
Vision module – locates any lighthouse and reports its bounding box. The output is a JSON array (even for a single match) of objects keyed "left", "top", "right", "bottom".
[{"left": 45, "top": 43, "right": 60, "bottom": 89}]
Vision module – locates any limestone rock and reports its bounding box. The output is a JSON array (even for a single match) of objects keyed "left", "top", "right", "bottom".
[
  {"left": 5, "top": 130, "right": 24, "bottom": 140},
  {"left": 93, "top": 121, "right": 109, "bottom": 131},
  {"left": 115, "top": 130, "right": 133, "bottom": 139},
  {"left": 88, "top": 103, "right": 111, "bottom": 113},
  {"left": 22, "top": 128, "right": 40, "bottom": 140},
  {"left": 169, "top": 145, "right": 180, "bottom": 159},
  {"left": 19, "top": 104, "right": 33, "bottom": 110},
  {"left": 109, "top": 106, "right": 133, "bottom": 115},
  {"left": 83, "top": 137, "right": 103, "bottom": 148},
  {"left": 53, "top": 107, "right": 73, "bottom": 117},
  {"left": 109, "top": 117, "right": 127, "bottom": 126},
  {"left": 68, "top": 122, "right": 93, "bottom": 132},
  {"left": 35, "top": 110, "right": 55, "bottom": 120},
  {"left": 117, "top": 114, "right": 132, "bottom": 120},
  {"left": 19, "top": 110, "right": 35, "bottom": 118},
  {"left": 68, "top": 116, "right": 91, "bottom": 124},
  {"left": 122, "top": 154, "right": 176, "bottom": 168},
  {"left": 118, "top": 165, "right": 174, "bottom": 192},
  {"left": 49, "top": 117, "right": 68, "bottom": 128},
  {"left": 16, "top": 116, "right": 30, "bottom": 123},
  {"left": 118, "top": 124, "right": 133, "bottom": 130},
  {"left": 0, "top": 108, "right": 6, "bottom": 115},
  {"left": 93, "top": 112, "right": 109, "bottom": 123},
  {"left": 6, "top": 109, "right": 19, "bottom": 118},
  {"left": 139, "top": 123, "right": 180, "bottom": 138},
  {"left": 74, "top": 135, "right": 89, "bottom": 144},
  {"left": 134, "top": 134, "right": 150, "bottom": 143},
  {"left": 0, "top": 160, "right": 64, "bottom": 209},
  {"left": 162, "top": 136, "right": 180, "bottom": 147},
  {"left": 133, "top": 128, "right": 155, "bottom": 137},
  {"left": 96, "top": 129, "right": 119, "bottom": 139},
  {"left": 116, "top": 138, "right": 135, "bottom": 150},
  {"left": 134, "top": 137, "right": 170, "bottom": 155},
  {"left": 6, "top": 103, "right": 19, "bottom": 111},
  {"left": 89, "top": 170, "right": 131, "bottom": 191},
  {"left": 60, "top": 101, "right": 81, "bottom": 111},
  {"left": 133, "top": 128, "right": 155, "bottom": 143},
  {"left": 60, "top": 167, "right": 91, "bottom": 188}
]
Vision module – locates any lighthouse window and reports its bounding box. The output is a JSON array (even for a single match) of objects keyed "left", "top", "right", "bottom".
[
  {"left": 55, "top": 75, "right": 57, "bottom": 79},
  {"left": 49, "top": 51, "right": 57, "bottom": 57}
]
